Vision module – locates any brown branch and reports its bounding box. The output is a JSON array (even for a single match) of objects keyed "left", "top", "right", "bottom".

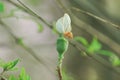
[{"left": 57, "top": 65, "right": 62, "bottom": 80}]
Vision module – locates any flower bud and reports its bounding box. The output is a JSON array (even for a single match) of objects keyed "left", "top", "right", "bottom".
[{"left": 56, "top": 37, "right": 68, "bottom": 59}]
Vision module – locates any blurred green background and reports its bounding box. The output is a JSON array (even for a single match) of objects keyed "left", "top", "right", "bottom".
[{"left": 0, "top": 0, "right": 120, "bottom": 80}]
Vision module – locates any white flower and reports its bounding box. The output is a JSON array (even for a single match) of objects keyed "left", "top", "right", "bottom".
[{"left": 56, "top": 13, "right": 71, "bottom": 33}]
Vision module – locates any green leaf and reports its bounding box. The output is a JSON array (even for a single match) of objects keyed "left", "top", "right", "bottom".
[
  {"left": 19, "top": 68, "right": 31, "bottom": 80},
  {"left": 0, "top": 2, "right": 4, "bottom": 12},
  {"left": 97, "top": 50, "right": 114, "bottom": 56},
  {"left": 87, "top": 37, "right": 102, "bottom": 53},
  {"left": 74, "top": 36, "right": 89, "bottom": 46},
  {"left": 3, "top": 59, "right": 19, "bottom": 71},
  {"left": 109, "top": 54, "right": 120, "bottom": 66}
]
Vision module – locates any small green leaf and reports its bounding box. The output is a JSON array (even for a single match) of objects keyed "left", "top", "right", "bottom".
[
  {"left": 74, "top": 36, "right": 89, "bottom": 46},
  {"left": 0, "top": 2, "right": 4, "bottom": 12},
  {"left": 3, "top": 59, "right": 19, "bottom": 71},
  {"left": 37, "top": 23, "right": 43, "bottom": 32},
  {"left": 19, "top": 68, "right": 31, "bottom": 80},
  {"left": 110, "top": 54, "right": 120, "bottom": 66},
  {"left": 97, "top": 50, "right": 113, "bottom": 56},
  {"left": 87, "top": 37, "right": 102, "bottom": 53}
]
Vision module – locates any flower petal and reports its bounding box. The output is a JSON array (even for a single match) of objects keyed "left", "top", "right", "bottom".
[
  {"left": 56, "top": 17, "right": 65, "bottom": 33},
  {"left": 63, "top": 13, "right": 71, "bottom": 32},
  {"left": 56, "top": 13, "right": 71, "bottom": 33}
]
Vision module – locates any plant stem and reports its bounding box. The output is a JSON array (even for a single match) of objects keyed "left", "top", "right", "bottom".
[
  {"left": 57, "top": 65, "right": 62, "bottom": 80},
  {"left": 57, "top": 56, "right": 63, "bottom": 80}
]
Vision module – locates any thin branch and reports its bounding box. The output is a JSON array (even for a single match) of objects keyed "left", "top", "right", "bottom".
[
  {"left": 0, "top": 19, "right": 52, "bottom": 72},
  {"left": 71, "top": 7, "right": 120, "bottom": 30},
  {"left": 6, "top": 0, "right": 52, "bottom": 28}
]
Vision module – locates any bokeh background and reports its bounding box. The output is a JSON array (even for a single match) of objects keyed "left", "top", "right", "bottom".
[{"left": 0, "top": 0, "right": 120, "bottom": 80}]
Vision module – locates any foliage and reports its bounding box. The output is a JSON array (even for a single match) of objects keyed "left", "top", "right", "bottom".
[
  {"left": 0, "top": 59, "right": 30, "bottom": 80},
  {"left": 0, "top": 59, "right": 19, "bottom": 71},
  {"left": 75, "top": 36, "right": 120, "bottom": 66}
]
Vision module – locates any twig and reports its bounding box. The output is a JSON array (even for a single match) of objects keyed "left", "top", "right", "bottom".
[
  {"left": 57, "top": 65, "right": 62, "bottom": 80},
  {"left": 6, "top": 0, "right": 52, "bottom": 29},
  {"left": 0, "top": 19, "right": 51, "bottom": 72},
  {"left": 71, "top": 7, "right": 120, "bottom": 30}
]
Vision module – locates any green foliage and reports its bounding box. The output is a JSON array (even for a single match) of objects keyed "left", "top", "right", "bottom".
[
  {"left": 19, "top": 68, "right": 31, "bottom": 80},
  {"left": 74, "top": 36, "right": 120, "bottom": 66},
  {"left": 0, "top": 2, "right": 4, "bottom": 12},
  {"left": 0, "top": 59, "right": 31, "bottom": 80},
  {"left": 87, "top": 37, "right": 102, "bottom": 53},
  {"left": 2, "top": 59, "right": 19, "bottom": 71},
  {"left": 75, "top": 36, "right": 102, "bottom": 53},
  {"left": 74, "top": 36, "right": 89, "bottom": 46}
]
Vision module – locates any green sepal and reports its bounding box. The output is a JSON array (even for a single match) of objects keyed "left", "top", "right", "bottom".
[{"left": 56, "top": 37, "right": 68, "bottom": 61}]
